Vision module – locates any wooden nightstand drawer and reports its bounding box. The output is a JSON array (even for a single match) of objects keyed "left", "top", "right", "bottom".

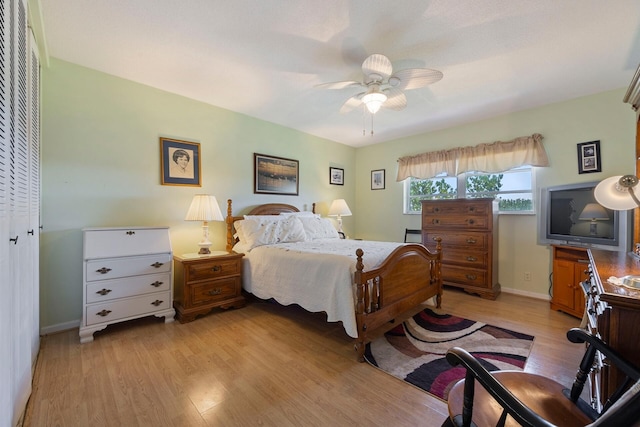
[
  {"left": 190, "top": 277, "right": 241, "bottom": 306},
  {"left": 186, "top": 258, "right": 241, "bottom": 282}
]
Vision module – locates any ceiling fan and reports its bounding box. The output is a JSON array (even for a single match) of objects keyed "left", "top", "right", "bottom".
[{"left": 316, "top": 53, "right": 443, "bottom": 115}]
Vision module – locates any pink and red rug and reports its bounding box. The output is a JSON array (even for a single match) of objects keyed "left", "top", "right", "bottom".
[{"left": 364, "top": 308, "right": 535, "bottom": 401}]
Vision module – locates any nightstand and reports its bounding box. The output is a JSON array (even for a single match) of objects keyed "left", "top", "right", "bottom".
[{"left": 173, "top": 251, "right": 245, "bottom": 323}]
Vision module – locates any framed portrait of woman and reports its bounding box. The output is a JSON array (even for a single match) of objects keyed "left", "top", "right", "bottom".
[{"left": 160, "top": 137, "right": 201, "bottom": 186}]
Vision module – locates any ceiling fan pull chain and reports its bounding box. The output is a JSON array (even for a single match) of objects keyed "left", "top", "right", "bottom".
[
  {"left": 363, "top": 104, "right": 366, "bottom": 136},
  {"left": 371, "top": 112, "right": 375, "bottom": 136}
]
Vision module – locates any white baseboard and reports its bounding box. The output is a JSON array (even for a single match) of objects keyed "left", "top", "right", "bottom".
[
  {"left": 40, "top": 319, "right": 80, "bottom": 336},
  {"left": 500, "top": 287, "right": 551, "bottom": 301}
]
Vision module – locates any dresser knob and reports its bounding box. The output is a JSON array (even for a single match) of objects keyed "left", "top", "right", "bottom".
[
  {"left": 467, "top": 219, "right": 475, "bottom": 225},
  {"left": 9, "top": 235, "right": 18, "bottom": 244},
  {"left": 432, "top": 219, "right": 440, "bottom": 224},
  {"left": 466, "top": 238, "right": 477, "bottom": 244},
  {"left": 151, "top": 300, "right": 163, "bottom": 306},
  {"left": 151, "top": 262, "right": 164, "bottom": 268},
  {"left": 150, "top": 281, "right": 163, "bottom": 287},
  {"left": 465, "top": 274, "right": 477, "bottom": 280},
  {"left": 96, "top": 267, "right": 112, "bottom": 274},
  {"left": 434, "top": 207, "right": 440, "bottom": 213},
  {"left": 96, "top": 309, "right": 111, "bottom": 317},
  {"left": 126, "top": 230, "right": 136, "bottom": 235},
  {"left": 96, "top": 288, "right": 112, "bottom": 296},
  {"left": 466, "top": 256, "right": 477, "bottom": 262},
  {"left": 212, "top": 265, "right": 221, "bottom": 272},
  {"left": 207, "top": 289, "right": 222, "bottom": 296}
]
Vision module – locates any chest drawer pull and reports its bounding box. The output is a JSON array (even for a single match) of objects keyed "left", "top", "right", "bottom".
[
  {"left": 211, "top": 265, "right": 222, "bottom": 272},
  {"left": 96, "top": 288, "right": 112, "bottom": 296},
  {"left": 465, "top": 274, "right": 477, "bottom": 280},
  {"left": 96, "top": 309, "right": 112, "bottom": 317},
  {"left": 466, "top": 238, "right": 477, "bottom": 244},
  {"left": 96, "top": 267, "right": 112, "bottom": 274},
  {"left": 467, "top": 219, "right": 475, "bottom": 225},
  {"left": 208, "top": 288, "right": 222, "bottom": 296},
  {"left": 151, "top": 300, "right": 164, "bottom": 306},
  {"left": 151, "top": 262, "right": 164, "bottom": 268},
  {"left": 126, "top": 230, "right": 136, "bottom": 235},
  {"left": 466, "top": 256, "right": 477, "bottom": 262},
  {"left": 432, "top": 219, "right": 440, "bottom": 224},
  {"left": 150, "top": 281, "right": 163, "bottom": 287},
  {"left": 434, "top": 207, "right": 440, "bottom": 213}
]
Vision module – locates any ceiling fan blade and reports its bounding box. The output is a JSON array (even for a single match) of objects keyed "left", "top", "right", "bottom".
[
  {"left": 391, "top": 68, "right": 443, "bottom": 90},
  {"left": 314, "top": 80, "right": 363, "bottom": 90},
  {"left": 362, "top": 54, "right": 393, "bottom": 82},
  {"left": 383, "top": 88, "right": 407, "bottom": 111},
  {"left": 339, "top": 93, "right": 364, "bottom": 114}
]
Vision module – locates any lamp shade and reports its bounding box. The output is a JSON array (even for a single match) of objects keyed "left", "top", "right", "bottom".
[
  {"left": 594, "top": 175, "right": 640, "bottom": 211},
  {"left": 578, "top": 203, "right": 609, "bottom": 221},
  {"left": 185, "top": 195, "right": 224, "bottom": 221},
  {"left": 362, "top": 91, "right": 387, "bottom": 114},
  {"left": 328, "top": 199, "right": 352, "bottom": 217}
]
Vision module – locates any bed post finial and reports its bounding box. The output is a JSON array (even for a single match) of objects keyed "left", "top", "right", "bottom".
[
  {"left": 312, "top": 202, "right": 316, "bottom": 214},
  {"left": 226, "top": 199, "right": 233, "bottom": 252}
]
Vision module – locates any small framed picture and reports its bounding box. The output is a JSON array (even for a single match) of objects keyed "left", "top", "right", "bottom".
[
  {"left": 254, "top": 153, "right": 299, "bottom": 195},
  {"left": 330, "top": 167, "right": 344, "bottom": 185},
  {"left": 160, "top": 137, "right": 201, "bottom": 186},
  {"left": 371, "top": 169, "right": 385, "bottom": 190},
  {"left": 577, "top": 140, "right": 601, "bottom": 174}
]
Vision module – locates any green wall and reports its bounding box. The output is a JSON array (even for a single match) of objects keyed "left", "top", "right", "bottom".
[
  {"left": 41, "top": 58, "right": 355, "bottom": 331},
  {"left": 41, "top": 57, "right": 637, "bottom": 332},
  {"left": 355, "top": 88, "right": 636, "bottom": 297}
]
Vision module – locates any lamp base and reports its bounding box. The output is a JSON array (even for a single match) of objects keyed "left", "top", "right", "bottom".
[{"left": 198, "top": 247, "right": 211, "bottom": 255}]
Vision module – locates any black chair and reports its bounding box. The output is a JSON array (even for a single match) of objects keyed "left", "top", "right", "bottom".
[
  {"left": 404, "top": 228, "right": 422, "bottom": 243},
  {"left": 443, "top": 328, "right": 640, "bottom": 427}
]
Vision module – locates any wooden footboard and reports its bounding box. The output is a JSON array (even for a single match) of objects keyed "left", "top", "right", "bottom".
[{"left": 354, "top": 240, "right": 442, "bottom": 362}]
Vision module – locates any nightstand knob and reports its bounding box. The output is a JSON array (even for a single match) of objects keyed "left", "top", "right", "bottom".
[
  {"left": 151, "top": 300, "right": 164, "bottom": 306},
  {"left": 208, "top": 288, "right": 222, "bottom": 296},
  {"left": 150, "top": 281, "right": 163, "bottom": 287},
  {"left": 96, "top": 309, "right": 111, "bottom": 317},
  {"left": 212, "top": 265, "right": 222, "bottom": 272},
  {"left": 151, "top": 262, "right": 164, "bottom": 268},
  {"left": 96, "top": 267, "right": 112, "bottom": 274},
  {"left": 96, "top": 288, "right": 112, "bottom": 296},
  {"left": 466, "top": 274, "right": 477, "bottom": 280}
]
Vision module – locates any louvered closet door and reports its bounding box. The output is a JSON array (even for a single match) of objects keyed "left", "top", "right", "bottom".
[{"left": 0, "top": 0, "right": 12, "bottom": 423}]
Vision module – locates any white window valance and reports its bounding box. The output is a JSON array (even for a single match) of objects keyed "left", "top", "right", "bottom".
[{"left": 396, "top": 133, "right": 549, "bottom": 181}]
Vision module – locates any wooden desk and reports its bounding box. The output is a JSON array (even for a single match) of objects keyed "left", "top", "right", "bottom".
[{"left": 586, "top": 249, "right": 640, "bottom": 408}]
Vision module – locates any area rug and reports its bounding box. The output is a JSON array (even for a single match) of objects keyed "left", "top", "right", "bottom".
[{"left": 364, "top": 308, "right": 535, "bottom": 401}]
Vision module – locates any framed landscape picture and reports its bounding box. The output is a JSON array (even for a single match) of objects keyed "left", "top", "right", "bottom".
[
  {"left": 254, "top": 153, "right": 299, "bottom": 195},
  {"left": 330, "top": 167, "right": 344, "bottom": 185},
  {"left": 160, "top": 137, "right": 201, "bottom": 186}
]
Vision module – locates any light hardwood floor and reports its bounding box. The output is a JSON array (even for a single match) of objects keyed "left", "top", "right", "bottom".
[{"left": 24, "top": 289, "right": 583, "bottom": 427}]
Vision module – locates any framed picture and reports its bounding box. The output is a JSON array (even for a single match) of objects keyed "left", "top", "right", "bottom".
[
  {"left": 160, "top": 137, "right": 201, "bottom": 186},
  {"left": 577, "top": 140, "right": 601, "bottom": 174},
  {"left": 254, "top": 153, "right": 299, "bottom": 195},
  {"left": 330, "top": 167, "right": 344, "bottom": 185},
  {"left": 371, "top": 169, "right": 385, "bottom": 190}
]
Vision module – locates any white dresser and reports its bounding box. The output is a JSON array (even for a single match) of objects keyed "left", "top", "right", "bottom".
[{"left": 80, "top": 226, "right": 175, "bottom": 343}]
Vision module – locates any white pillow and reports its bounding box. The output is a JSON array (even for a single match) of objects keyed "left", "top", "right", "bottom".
[
  {"left": 235, "top": 216, "right": 307, "bottom": 250},
  {"left": 298, "top": 216, "right": 340, "bottom": 240}
]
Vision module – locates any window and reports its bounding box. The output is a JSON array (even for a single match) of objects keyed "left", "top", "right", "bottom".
[{"left": 404, "top": 166, "right": 535, "bottom": 214}]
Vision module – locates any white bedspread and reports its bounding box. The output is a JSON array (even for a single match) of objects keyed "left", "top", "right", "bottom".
[{"left": 240, "top": 239, "right": 403, "bottom": 338}]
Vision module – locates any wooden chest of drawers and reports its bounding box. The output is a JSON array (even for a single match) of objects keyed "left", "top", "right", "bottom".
[
  {"left": 80, "top": 227, "right": 175, "bottom": 343},
  {"left": 422, "top": 198, "right": 500, "bottom": 299},
  {"left": 173, "top": 251, "right": 246, "bottom": 322}
]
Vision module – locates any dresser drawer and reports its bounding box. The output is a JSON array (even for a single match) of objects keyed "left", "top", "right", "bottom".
[
  {"left": 86, "top": 272, "right": 171, "bottom": 303},
  {"left": 190, "top": 277, "right": 241, "bottom": 306},
  {"left": 86, "top": 253, "right": 172, "bottom": 282},
  {"left": 422, "top": 201, "right": 490, "bottom": 216},
  {"left": 442, "top": 265, "right": 488, "bottom": 288},
  {"left": 84, "top": 227, "right": 171, "bottom": 259},
  {"left": 85, "top": 291, "right": 172, "bottom": 326},
  {"left": 423, "top": 232, "right": 488, "bottom": 249},
  {"left": 422, "top": 214, "right": 490, "bottom": 230},
  {"left": 186, "top": 258, "right": 241, "bottom": 282},
  {"left": 439, "top": 248, "right": 487, "bottom": 269}
]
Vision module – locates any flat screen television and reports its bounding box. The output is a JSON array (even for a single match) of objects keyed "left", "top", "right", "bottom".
[{"left": 538, "top": 181, "right": 632, "bottom": 252}]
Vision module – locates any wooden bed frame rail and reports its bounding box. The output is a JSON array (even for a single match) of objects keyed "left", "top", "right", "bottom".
[{"left": 225, "top": 199, "right": 443, "bottom": 361}]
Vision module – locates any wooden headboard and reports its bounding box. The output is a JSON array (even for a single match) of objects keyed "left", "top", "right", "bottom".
[{"left": 225, "top": 199, "right": 315, "bottom": 251}]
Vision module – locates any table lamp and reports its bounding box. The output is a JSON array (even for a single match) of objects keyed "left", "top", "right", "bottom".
[
  {"left": 185, "top": 194, "right": 224, "bottom": 254},
  {"left": 328, "top": 199, "right": 352, "bottom": 233},
  {"left": 578, "top": 203, "right": 609, "bottom": 235}
]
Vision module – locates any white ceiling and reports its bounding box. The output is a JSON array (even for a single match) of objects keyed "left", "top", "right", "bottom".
[{"left": 39, "top": 1, "right": 640, "bottom": 147}]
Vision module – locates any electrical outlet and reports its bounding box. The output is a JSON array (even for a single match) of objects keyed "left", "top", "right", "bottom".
[{"left": 524, "top": 271, "right": 532, "bottom": 281}]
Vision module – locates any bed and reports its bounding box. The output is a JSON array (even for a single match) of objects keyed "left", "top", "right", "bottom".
[{"left": 225, "top": 199, "right": 443, "bottom": 361}]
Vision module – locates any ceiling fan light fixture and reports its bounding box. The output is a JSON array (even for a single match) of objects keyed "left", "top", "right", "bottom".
[{"left": 362, "top": 91, "right": 387, "bottom": 114}]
